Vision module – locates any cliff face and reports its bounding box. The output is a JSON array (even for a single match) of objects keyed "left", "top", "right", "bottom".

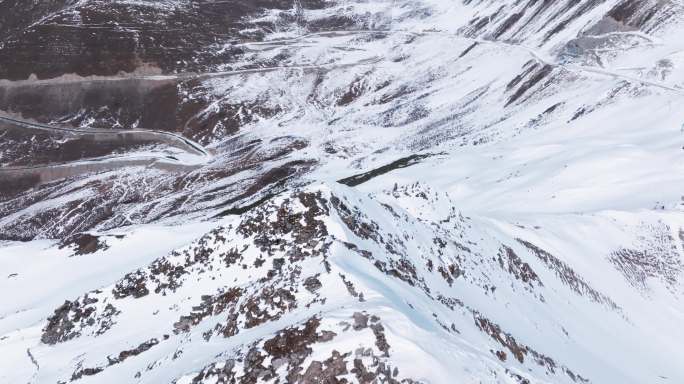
[
  {"left": 1, "top": 1, "right": 684, "bottom": 383},
  {"left": 0, "top": 0, "right": 284, "bottom": 80}
]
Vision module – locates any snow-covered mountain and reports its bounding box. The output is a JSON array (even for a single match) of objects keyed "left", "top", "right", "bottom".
[{"left": 1, "top": 0, "right": 683, "bottom": 383}]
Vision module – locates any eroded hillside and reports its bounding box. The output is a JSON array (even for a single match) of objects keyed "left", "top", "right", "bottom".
[{"left": 1, "top": 1, "right": 683, "bottom": 383}]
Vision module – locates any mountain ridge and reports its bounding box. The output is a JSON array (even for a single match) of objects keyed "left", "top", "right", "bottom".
[{"left": 1, "top": 0, "right": 683, "bottom": 382}]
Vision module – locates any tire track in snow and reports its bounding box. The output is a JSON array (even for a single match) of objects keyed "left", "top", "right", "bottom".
[{"left": 27, "top": 348, "right": 39, "bottom": 384}]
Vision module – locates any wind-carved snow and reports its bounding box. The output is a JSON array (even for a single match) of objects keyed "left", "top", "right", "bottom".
[{"left": 1, "top": 0, "right": 684, "bottom": 383}]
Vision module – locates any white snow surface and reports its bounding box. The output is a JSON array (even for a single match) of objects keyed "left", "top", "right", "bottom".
[{"left": 2, "top": 0, "right": 684, "bottom": 383}]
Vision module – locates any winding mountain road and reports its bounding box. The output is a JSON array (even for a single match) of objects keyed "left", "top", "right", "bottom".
[
  {"left": 2, "top": 27, "right": 679, "bottom": 189},
  {"left": 0, "top": 114, "right": 212, "bottom": 187},
  {"left": 0, "top": 114, "right": 210, "bottom": 158},
  {"left": 238, "top": 28, "right": 684, "bottom": 96},
  {"left": 0, "top": 56, "right": 382, "bottom": 86}
]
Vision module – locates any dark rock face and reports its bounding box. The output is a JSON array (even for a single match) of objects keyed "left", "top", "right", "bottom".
[
  {"left": 0, "top": 79, "right": 182, "bottom": 131},
  {"left": 0, "top": 0, "right": 342, "bottom": 139},
  {"left": 0, "top": 0, "right": 75, "bottom": 44},
  {"left": 607, "top": 0, "right": 670, "bottom": 31},
  {"left": 0, "top": 120, "right": 156, "bottom": 167},
  {"left": 460, "top": 0, "right": 674, "bottom": 44},
  {"left": 0, "top": 1, "right": 254, "bottom": 80},
  {"left": 59, "top": 232, "right": 114, "bottom": 255},
  {"left": 189, "top": 314, "right": 411, "bottom": 384},
  {"left": 0, "top": 0, "right": 265, "bottom": 136},
  {"left": 609, "top": 222, "right": 683, "bottom": 292},
  {"left": 0, "top": 0, "right": 336, "bottom": 81},
  {"left": 42, "top": 297, "right": 120, "bottom": 345},
  {"left": 0, "top": 142, "right": 314, "bottom": 241}
]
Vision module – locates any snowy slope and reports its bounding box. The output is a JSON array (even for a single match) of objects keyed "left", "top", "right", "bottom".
[{"left": 1, "top": 0, "right": 684, "bottom": 383}]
